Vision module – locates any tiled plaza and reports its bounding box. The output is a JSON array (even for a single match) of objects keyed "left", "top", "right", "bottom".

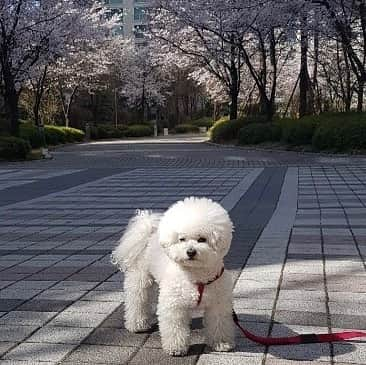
[{"left": 0, "top": 139, "right": 366, "bottom": 364}]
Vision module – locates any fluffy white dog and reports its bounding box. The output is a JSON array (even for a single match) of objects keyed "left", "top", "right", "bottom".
[{"left": 111, "top": 197, "right": 235, "bottom": 356}]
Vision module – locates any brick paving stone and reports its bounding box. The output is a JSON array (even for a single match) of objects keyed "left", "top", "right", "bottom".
[
  {"left": 333, "top": 343, "right": 366, "bottom": 364},
  {"left": 266, "top": 360, "right": 331, "bottom": 365},
  {"left": 15, "top": 300, "right": 73, "bottom": 312},
  {"left": 0, "top": 325, "right": 38, "bottom": 342},
  {"left": 0, "top": 299, "right": 25, "bottom": 312},
  {"left": 82, "top": 328, "right": 148, "bottom": 347},
  {"left": 47, "top": 311, "right": 109, "bottom": 328},
  {"left": 61, "top": 344, "right": 136, "bottom": 364},
  {"left": 3, "top": 342, "right": 75, "bottom": 362},
  {"left": 0, "top": 342, "right": 16, "bottom": 357},
  {"left": 26, "top": 326, "right": 94, "bottom": 345},
  {"left": 0, "top": 311, "right": 57, "bottom": 326},
  {"left": 198, "top": 354, "right": 263, "bottom": 365}
]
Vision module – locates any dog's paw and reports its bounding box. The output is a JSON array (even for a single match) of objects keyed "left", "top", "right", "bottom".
[
  {"left": 125, "top": 319, "right": 152, "bottom": 333},
  {"left": 211, "top": 342, "right": 235, "bottom": 352},
  {"left": 166, "top": 348, "right": 188, "bottom": 357}
]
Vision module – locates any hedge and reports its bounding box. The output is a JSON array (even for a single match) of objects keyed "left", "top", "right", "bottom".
[
  {"left": 313, "top": 119, "right": 366, "bottom": 151},
  {"left": 238, "top": 123, "right": 281, "bottom": 145},
  {"left": 20, "top": 124, "right": 45, "bottom": 148},
  {"left": 189, "top": 117, "right": 215, "bottom": 128},
  {"left": 209, "top": 117, "right": 245, "bottom": 143},
  {"left": 173, "top": 124, "right": 200, "bottom": 134},
  {"left": 281, "top": 117, "right": 319, "bottom": 145},
  {"left": 20, "top": 124, "right": 85, "bottom": 147},
  {"left": 125, "top": 124, "right": 153, "bottom": 137},
  {"left": 0, "top": 136, "right": 31, "bottom": 159}
]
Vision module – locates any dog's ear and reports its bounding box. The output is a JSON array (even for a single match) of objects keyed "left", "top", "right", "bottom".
[
  {"left": 159, "top": 229, "right": 178, "bottom": 248},
  {"left": 211, "top": 230, "right": 232, "bottom": 255}
]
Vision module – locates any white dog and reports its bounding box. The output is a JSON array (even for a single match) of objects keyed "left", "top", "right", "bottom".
[{"left": 111, "top": 197, "right": 235, "bottom": 356}]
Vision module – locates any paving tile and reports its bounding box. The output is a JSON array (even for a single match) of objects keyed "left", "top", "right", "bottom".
[
  {"left": 0, "top": 289, "right": 42, "bottom": 300},
  {"left": 26, "top": 326, "right": 94, "bottom": 345},
  {"left": 265, "top": 360, "right": 331, "bottom": 365},
  {"left": 15, "top": 300, "right": 73, "bottom": 312},
  {"left": 331, "top": 314, "right": 366, "bottom": 330},
  {"left": 129, "top": 347, "right": 201, "bottom": 365},
  {"left": 0, "top": 325, "right": 38, "bottom": 342},
  {"left": 0, "top": 341, "right": 16, "bottom": 356},
  {"left": 0, "top": 299, "right": 24, "bottom": 311},
  {"left": 333, "top": 342, "right": 366, "bottom": 364},
  {"left": 63, "top": 300, "right": 121, "bottom": 314},
  {"left": 48, "top": 311, "right": 109, "bottom": 328},
  {"left": 82, "top": 327, "right": 147, "bottom": 347},
  {"left": 62, "top": 344, "right": 136, "bottom": 364},
  {"left": 197, "top": 354, "right": 263, "bottom": 365},
  {"left": 4, "top": 342, "right": 75, "bottom": 362},
  {"left": 274, "top": 311, "right": 328, "bottom": 327},
  {"left": 0, "top": 311, "right": 57, "bottom": 326}
]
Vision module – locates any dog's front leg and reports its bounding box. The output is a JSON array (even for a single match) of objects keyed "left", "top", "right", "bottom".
[
  {"left": 157, "top": 290, "right": 191, "bottom": 356},
  {"left": 204, "top": 298, "right": 235, "bottom": 352}
]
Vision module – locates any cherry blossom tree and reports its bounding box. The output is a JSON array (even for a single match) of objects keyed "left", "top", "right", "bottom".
[{"left": 0, "top": 0, "right": 111, "bottom": 135}]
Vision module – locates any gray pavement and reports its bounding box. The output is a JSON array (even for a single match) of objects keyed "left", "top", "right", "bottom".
[{"left": 0, "top": 137, "right": 366, "bottom": 364}]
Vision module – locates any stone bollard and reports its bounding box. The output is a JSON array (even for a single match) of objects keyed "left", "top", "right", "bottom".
[
  {"left": 85, "top": 123, "right": 91, "bottom": 141},
  {"left": 163, "top": 128, "right": 169, "bottom": 136}
]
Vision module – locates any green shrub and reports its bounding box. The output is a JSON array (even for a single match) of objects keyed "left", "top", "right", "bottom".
[
  {"left": 238, "top": 123, "right": 281, "bottom": 145},
  {"left": 125, "top": 124, "right": 153, "bottom": 137},
  {"left": 313, "top": 119, "right": 366, "bottom": 151},
  {"left": 189, "top": 117, "right": 215, "bottom": 128},
  {"left": 243, "top": 114, "right": 270, "bottom": 125},
  {"left": 44, "top": 126, "right": 67, "bottom": 145},
  {"left": 281, "top": 117, "right": 318, "bottom": 145},
  {"left": 0, "top": 136, "right": 31, "bottom": 159},
  {"left": 62, "top": 127, "right": 85, "bottom": 142},
  {"left": 94, "top": 124, "right": 128, "bottom": 139},
  {"left": 19, "top": 124, "right": 45, "bottom": 148},
  {"left": 19, "top": 124, "right": 84, "bottom": 146},
  {"left": 173, "top": 124, "right": 200, "bottom": 134},
  {"left": 209, "top": 117, "right": 245, "bottom": 143}
]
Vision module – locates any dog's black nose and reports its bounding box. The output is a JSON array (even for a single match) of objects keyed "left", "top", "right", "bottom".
[{"left": 187, "top": 248, "right": 197, "bottom": 259}]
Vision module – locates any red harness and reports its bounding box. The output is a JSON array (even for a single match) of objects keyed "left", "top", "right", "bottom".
[{"left": 196, "top": 267, "right": 366, "bottom": 346}]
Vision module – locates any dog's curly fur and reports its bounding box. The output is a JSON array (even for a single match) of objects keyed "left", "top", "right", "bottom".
[{"left": 111, "top": 197, "right": 235, "bottom": 356}]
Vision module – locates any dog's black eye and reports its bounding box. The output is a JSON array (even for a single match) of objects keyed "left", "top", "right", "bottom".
[
  {"left": 179, "top": 237, "right": 186, "bottom": 242},
  {"left": 197, "top": 237, "right": 207, "bottom": 243}
]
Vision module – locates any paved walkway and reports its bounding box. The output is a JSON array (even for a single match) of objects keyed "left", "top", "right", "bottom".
[{"left": 0, "top": 137, "right": 366, "bottom": 364}]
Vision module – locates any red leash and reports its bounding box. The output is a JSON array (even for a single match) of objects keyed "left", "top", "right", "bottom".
[
  {"left": 232, "top": 310, "right": 366, "bottom": 346},
  {"left": 196, "top": 268, "right": 366, "bottom": 346}
]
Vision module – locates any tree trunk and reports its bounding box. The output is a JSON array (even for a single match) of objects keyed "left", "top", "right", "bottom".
[
  {"left": 229, "top": 40, "right": 239, "bottom": 120},
  {"left": 357, "top": 79, "right": 364, "bottom": 112},
  {"left": 229, "top": 86, "right": 238, "bottom": 120},
  {"left": 299, "top": 18, "right": 313, "bottom": 118},
  {"left": 4, "top": 83, "right": 20, "bottom": 136}
]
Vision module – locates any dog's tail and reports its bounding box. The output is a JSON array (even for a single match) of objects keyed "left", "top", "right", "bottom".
[{"left": 111, "top": 210, "right": 161, "bottom": 272}]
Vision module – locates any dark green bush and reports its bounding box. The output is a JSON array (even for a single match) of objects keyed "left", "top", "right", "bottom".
[
  {"left": 173, "top": 124, "right": 200, "bottom": 134},
  {"left": 20, "top": 124, "right": 84, "bottom": 146},
  {"left": 238, "top": 123, "right": 281, "bottom": 145},
  {"left": 313, "top": 119, "right": 366, "bottom": 151},
  {"left": 281, "top": 118, "right": 318, "bottom": 145},
  {"left": 209, "top": 117, "right": 245, "bottom": 143},
  {"left": 125, "top": 124, "right": 153, "bottom": 137},
  {"left": 243, "top": 114, "right": 270, "bottom": 125},
  {"left": 0, "top": 136, "right": 31, "bottom": 159},
  {"left": 95, "top": 124, "right": 128, "bottom": 139},
  {"left": 62, "top": 127, "right": 85, "bottom": 142},
  {"left": 19, "top": 124, "right": 44, "bottom": 148},
  {"left": 189, "top": 117, "right": 215, "bottom": 128},
  {"left": 44, "top": 126, "right": 67, "bottom": 145}
]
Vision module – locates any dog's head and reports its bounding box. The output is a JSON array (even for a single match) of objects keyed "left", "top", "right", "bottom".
[{"left": 158, "top": 197, "right": 233, "bottom": 268}]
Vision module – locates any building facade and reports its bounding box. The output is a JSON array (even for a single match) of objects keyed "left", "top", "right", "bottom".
[{"left": 104, "top": 0, "right": 149, "bottom": 40}]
